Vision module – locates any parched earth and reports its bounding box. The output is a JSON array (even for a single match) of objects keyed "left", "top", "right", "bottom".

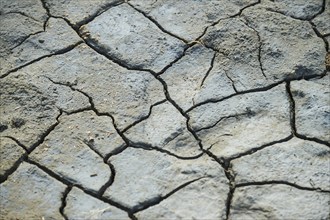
[{"left": 0, "top": 0, "right": 329, "bottom": 219}]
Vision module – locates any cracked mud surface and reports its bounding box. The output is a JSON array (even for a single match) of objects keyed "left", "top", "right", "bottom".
[{"left": 0, "top": 0, "right": 329, "bottom": 219}]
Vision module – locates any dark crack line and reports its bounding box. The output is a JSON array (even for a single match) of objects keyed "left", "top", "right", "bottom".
[
  {"left": 198, "top": 149, "right": 235, "bottom": 220},
  {"left": 79, "top": 139, "right": 118, "bottom": 197},
  {"left": 195, "top": 0, "right": 261, "bottom": 41},
  {"left": 286, "top": 81, "right": 297, "bottom": 136},
  {"left": 127, "top": 2, "right": 188, "bottom": 44},
  {"left": 121, "top": 99, "right": 167, "bottom": 133},
  {"left": 129, "top": 213, "right": 138, "bottom": 220},
  {"left": 9, "top": 31, "right": 44, "bottom": 51},
  {"left": 226, "top": 186, "right": 235, "bottom": 220},
  {"left": 42, "top": 76, "right": 93, "bottom": 113},
  {"left": 286, "top": 82, "right": 330, "bottom": 147},
  {"left": 59, "top": 186, "right": 72, "bottom": 220},
  {"left": 157, "top": 44, "right": 193, "bottom": 75},
  {"left": 266, "top": 1, "right": 325, "bottom": 22},
  {"left": 75, "top": 0, "right": 125, "bottom": 29},
  {"left": 81, "top": 35, "right": 157, "bottom": 73},
  {"left": 224, "top": 70, "right": 238, "bottom": 93},
  {"left": 264, "top": 7, "right": 325, "bottom": 22},
  {"left": 3, "top": 11, "right": 42, "bottom": 23},
  {"left": 26, "top": 158, "right": 131, "bottom": 212},
  {"left": 241, "top": 19, "right": 266, "bottom": 78},
  {"left": 310, "top": 21, "right": 329, "bottom": 52},
  {"left": 131, "top": 177, "right": 205, "bottom": 213},
  {"left": 1, "top": 41, "right": 83, "bottom": 79},
  {"left": 98, "top": 162, "right": 116, "bottom": 196},
  {"left": 69, "top": 87, "right": 132, "bottom": 150},
  {"left": 26, "top": 110, "right": 62, "bottom": 153},
  {"left": 0, "top": 111, "right": 62, "bottom": 183},
  {"left": 42, "top": 76, "right": 131, "bottom": 150},
  {"left": 0, "top": 153, "right": 27, "bottom": 184},
  {"left": 3, "top": 136, "right": 29, "bottom": 152},
  {"left": 296, "top": 134, "right": 330, "bottom": 148},
  {"left": 229, "top": 135, "right": 294, "bottom": 161},
  {"left": 236, "top": 181, "right": 330, "bottom": 193},
  {"left": 185, "top": 73, "right": 327, "bottom": 113},
  {"left": 40, "top": 0, "right": 51, "bottom": 15},
  {"left": 200, "top": 51, "right": 216, "bottom": 88},
  {"left": 128, "top": 142, "right": 204, "bottom": 160},
  {"left": 195, "top": 113, "right": 248, "bottom": 133}
]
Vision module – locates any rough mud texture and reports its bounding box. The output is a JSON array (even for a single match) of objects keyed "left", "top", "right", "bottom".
[{"left": 0, "top": 0, "right": 329, "bottom": 219}]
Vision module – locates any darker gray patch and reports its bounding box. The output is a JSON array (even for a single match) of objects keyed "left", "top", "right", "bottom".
[
  {"left": 0, "top": 123, "right": 8, "bottom": 132},
  {"left": 11, "top": 118, "right": 25, "bottom": 128},
  {"left": 292, "top": 90, "right": 305, "bottom": 98}
]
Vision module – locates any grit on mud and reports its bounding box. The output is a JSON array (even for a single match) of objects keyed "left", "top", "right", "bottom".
[{"left": 0, "top": 0, "right": 329, "bottom": 219}]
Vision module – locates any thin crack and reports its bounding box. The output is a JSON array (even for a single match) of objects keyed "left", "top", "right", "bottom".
[
  {"left": 310, "top": 21, "right": 329, "bottom": 52},
  {"left": 78, "top": 139, "right": 117, "bottom": 196},
  {"left": 224, "top": 70, "right": 238, "bottom": 93},
  {"left": 229, "top": 135, "right": 294, "bottom": 161},
  {"left": 3, "top": 136, "right": 29, "bottom": 152},
  {"left": 196, "top": 0, "right": 261, "bottom": 41},
  {"left": 42, "top": 76, "right": 93, "bottom": 114},
  {"left": 266, "top": 0, "right": 326, "bottom": 22},
  {"left": 59, "top": 186, "right": 72, "bottom": 220},
  {"left": 200, "top": 51, "right": 216, "bottom": 88},
  {"left": 1, "top": 41, "right": 83, "bottom": 79},
  {"left": 131, "top": 177, "right": 205, "bottom": 213},
  {"left": 0, "top": 153, "right": 27, "bottom": 184},
  {"left": 236, "top": 181, "right": 330, "bottom": 193},
  {"left": 285, "top": 82, "right": 329, "bottom": 147},
  {"left": 26, "top": 110, "right": 62, "bottom": 153},
  {"left": 157, "top": 44, "right": 193, "bottom": 75},
  {"left": 185, "top": 73, "right": 326, "bottom": 113},
  {"left": 121, "top": 99, "right": 167, "bottom": 133},
  {"left": 26, "top": 158, "right": 131, "bottom": 212},
  {"left": 3, "top": 11, "right": 42, "bottom": 23},
  {"left": 75, "top": 0, "right": 125, "bottom": 29},
  {"left": 9, "top": 31, "right": 44, "bottom": 51},
  {"left": 241, "top": 18, "right": 266, "bottom": 78},
  {"left": 127, "top": 2, "right": 188, "bottom": 44},
  {"left": 129, "top": 142, "right": 204, "bottom": 160},
  {"left": 195, "top": 113, "right": 248, "bottom": 133}
]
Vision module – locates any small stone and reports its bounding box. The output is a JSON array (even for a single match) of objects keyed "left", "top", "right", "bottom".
[
  {"left": 80, "top": 4, "right": 185, "bottom": 72},
  {"left": 104, "top": 148, "right": 228, "bottom": 209},
  {"left": 0, "top": 162, "right": 66, "bottom": 219},
  {"left": 232, "top": 137, "right": 330, "bottom": 190},
  {"left": 64, "top": 187, "right": 129, "bottom": 219},
  {"left": 188, "top": 84, "right": 291, "bottom": 159},
  {"left": 136, "top": 177, "right": 228, "bottom": 219},
  {"left": 291, "top": 76, "right": 330, "bottom": 142},
  {"left": 0, "top": 137, "right": 25, "bottom": 178},
  {"left": 230, "top": 184, "right": 330, "bottom": 219},
  {"left": 124, "top": 101, "right": 202, "bottom": 157}
]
